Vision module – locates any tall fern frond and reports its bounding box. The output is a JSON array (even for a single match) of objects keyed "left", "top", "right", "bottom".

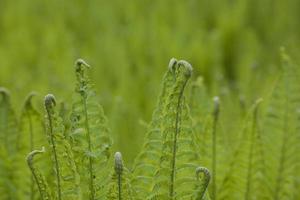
[
  {"left": 69, "top": 59, "right": 112, "bottom": 200},
  {"left": 107, "top": 152, "right": 134, "bottom": 200},
  {"left": 17, "top": 92, "right": 48, "bottom": 200},
  {"left": 131, "top": 58, "right": 178, "bottom": 199},
  {"left": 0, "top": 88, "right": 19, "bottom": 199},
  {"left": 262, "top": 51, "right": 300, "bottom": 200},
  {"left": 44, "top": 94, "right": 81, "bottom": 200},
  {"left": 150, "top": 60, "right": 208, "bottom": 199},
  {"left": 218, "top": 99, "right": 267, "bottom": 200},
  {"left": 27, "top": 147, "right": 52, "bottom": 200}
]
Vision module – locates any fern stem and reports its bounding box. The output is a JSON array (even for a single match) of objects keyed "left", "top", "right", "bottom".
[
  {"left": 45, "top": 94, "right": 62, "bottom": 200},
  {"left": 115, "top": 152, "right": 123, "bottom": 200},
  {"left": 26, "top": 110, "right": 35, "bottom": 200},
  {"left": 82, "top": 96, "right": 95, "bottom": 200},
  {"left": 211, "top": 96, "right": 220, "bottom": 200}
]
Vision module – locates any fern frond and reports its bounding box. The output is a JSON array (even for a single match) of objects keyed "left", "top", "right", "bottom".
[
  {"left": 69, "top": 59, "right": 112, "bottom": 200},
  {"left": 44, "top": 94, "right": 81, "bottom": 200},
  {"left": 150, "top": 59, "right": 207, "bottom": 199},
  {"left": 131, "top": 58, "right": 178, "bottom": 199},
  {"left": 107, "top": 152, "right": 134, "bottom": 200},
  {"left": 262, "top": 51, "right": 300, "bottom": 200},
  {"left": 27, "top": 147, "right": 52, "bottom": 200},
  {"left": 17, "top": 92, "right": 49, "bottom": 200},
  {"left": 0, "top": 87, "right": 19, "bottom": 199},
  {"left": 218, "top": 98, "right": 267, "bottom": 200}
]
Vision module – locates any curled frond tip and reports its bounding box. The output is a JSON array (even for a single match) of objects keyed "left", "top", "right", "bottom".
[
  {"left": 27, "top": 147, "right": 46, "bottom": 164},
  {"left": 0, "top": 87, "right": 10, "bottom": 98},
  {"left": 213, "top": 96, "right": 220, "bottom": 116},
  {"left": 44, "top": 94, "right": 56, "bottom": 110},
  {"left": 168, "top": 58, "right": 178, "bottom": 71},
  {"left": 24, "top": 92, "right": 37, "bottom": 107},
  {"left": 178, "top": 60, "right": 193, "bottom": 77},
  {"left": 196, "top": 167, "right": 210, "bottom": 178},
  {"left": 114, "top": 152, "right": 123, "bottom": 175},
  {"left": 75, "top": 58, "right": 90, "bottom": 71}
]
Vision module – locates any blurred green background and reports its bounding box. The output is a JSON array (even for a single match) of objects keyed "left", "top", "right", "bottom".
[{"left": 1, "top": 0, "right": 300, "bottom": 163}]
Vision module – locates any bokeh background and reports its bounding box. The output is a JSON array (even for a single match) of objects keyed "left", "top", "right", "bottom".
[{"left": 1, "top": 0, "right": 300, "bottom": 163}]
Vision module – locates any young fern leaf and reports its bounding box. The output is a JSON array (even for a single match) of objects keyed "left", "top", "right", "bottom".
[
  {"left": 27, "top": 147, "right": 52, "bottom": 200},
  {"left": 107, "top": 152, "right": 134, "bottom": 200},
  {"left": 18, "top": 92, "right": 48, "bottom": 200},
  {"left": 150, "top": 60, "right": 207, "bottom": 199},
  {"left": 131, "top": 58, "right": 178, "bottom": 199},
  {"left": 70, "top": 59, "right": 112, "bottom": 200},
  {"left": 44, "top": 94, "right": 81, "bottom": 200},
  {"left": 0, "top": 88, "right": 19, "bottom": 200},
  {"left": 195, "top": 167, "right": 211, "bottom": 200},
  {"left": 211, "top": 97, "right": 220, "bottom": 200}
]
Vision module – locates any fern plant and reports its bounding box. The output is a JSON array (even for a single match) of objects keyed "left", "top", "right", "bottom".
[
  {"left": 0, "top": 88, "right": 19, "bottom": 200},
  {"left": 262, "top": 51, "right": 300, "bottom": 200},
  {"left": 26, "top": 147, "right": 52, "bottom": 200},
  {"left": 44, "top": 94, "right": 81, "bottom": 200},
  {"left": 17, "top": 92, "right": 49, "bottom": 200},
  {"left": 69, "top": 59, "right": 112, "bottom": 200}
]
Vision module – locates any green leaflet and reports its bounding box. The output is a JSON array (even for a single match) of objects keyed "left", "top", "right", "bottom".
[
  {"left": 27, "top": 147, "right": 52, "bottom": 200},
  {"left": 69, "top": 59, "right": 112, "bottom": 200},
  {"left": 150, "top": 60, "right": 209, "bottom": 199},
  {"left": 262, "top": 51, "right": 300, "bottom": 200},
  {"left": 131, "top": 58, "right": 178, "bottom": 199},
  {"left": 17, "top": 92, "right": 48, "bottom": 200},
  {"left": 107, "top": 152, "right": 134, "bottom": 200},
  {"left": 0, "top": 88, "right": 19, "bottom": 200},
  {"left": 44, "top": 94, "right": 81, "bottom": 200}
]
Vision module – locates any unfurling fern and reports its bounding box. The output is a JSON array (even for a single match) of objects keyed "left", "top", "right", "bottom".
[
  {"left": 0, "top": 88, "right": 19, "bottom": 199},
  {"left": 107, "top": 152, "right": 134, "bottom": 200},
  {"left": 195, "top": 167, "right": 211, "bottom": 200},
  {"left": 69, "top": 59, "right": 112, "bottom": 200},
  {"left": 44, "top": 94, "right": 81, "bottom": 200},
  {"left": 148, "top": 59, "right": 210, "bottom": 199},
  {"left": 27, "top": 147, "right": 52, "bottom": 200},
  {"left": 131, "top": 58, "right": 178, "bottom": 199},
  {"left": 17, "top": 92, "right": 48, "bottom": 200}
]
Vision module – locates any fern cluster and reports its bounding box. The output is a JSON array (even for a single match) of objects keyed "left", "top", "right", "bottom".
[{"left": 0, "top": 54, "right": 299, "bottom": 199}]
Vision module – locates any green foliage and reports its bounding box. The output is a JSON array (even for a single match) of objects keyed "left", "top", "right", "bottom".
[
  {"left": 262, "top": 51, "right": 300, "bottom": 199},
  {"left": 44, "top": 94, "right": 81, "bottom": 200},
  {"left": 0, "top": 88, "right": 19, "bottom": 200},
  {"left": 69, "top": 59, "right": 112, "bottom": 200},
  {"left": 0, "top": 53, "right": 300, "bottom": 200},
  {"left": 17, "top": 92, "right": 48, "bottom": 200},
  {"left": 26, "top": 147, "right": 52, "bottom": 200}
]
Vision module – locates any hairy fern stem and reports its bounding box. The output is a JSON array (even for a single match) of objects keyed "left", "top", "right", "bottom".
[
  {"left": 45, "top": 94, "right": 62, "bottom": 200},
  {"left": 212, "top": 96, "right": 220, "bottom": 200}
]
